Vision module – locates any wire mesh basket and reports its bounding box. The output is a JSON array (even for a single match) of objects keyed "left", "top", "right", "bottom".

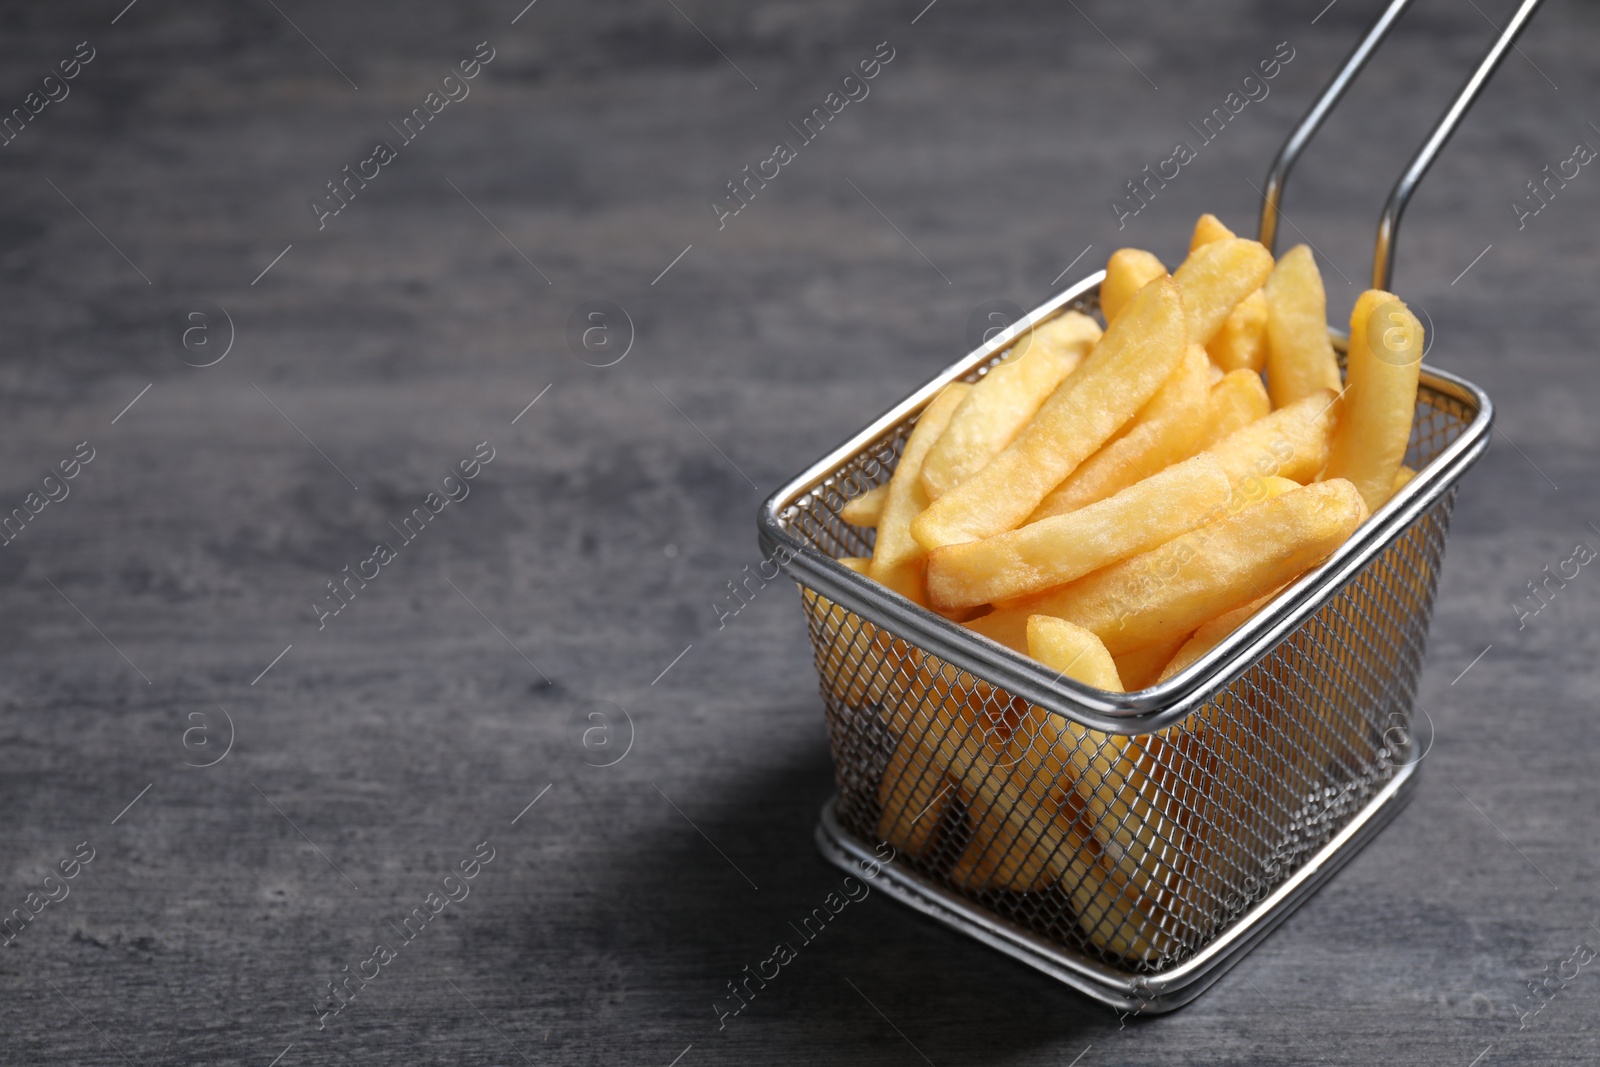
[{"left": 757, "top": 0, "right": 1527, "bottom": 1011}]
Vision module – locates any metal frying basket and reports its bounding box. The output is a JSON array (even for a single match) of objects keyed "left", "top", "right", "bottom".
[{"left": 758, "top": 0, "right": 1536, "bottom": 1012}]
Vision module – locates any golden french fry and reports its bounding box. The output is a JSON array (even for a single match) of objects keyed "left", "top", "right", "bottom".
[
  {"left": 950, "top": 772, "right": 1099, "bottom": 895},
  {"left": 912, "top": 280, "right": 1187, "bottom": 550},
  {"left": 944, "top": 688, "right": 1028, "bottom": 790},
  {"left": 799, "top": 587, "right": 899, "bottom": 709},
  {"left": 1224, "top": 474, "right": 1302, "bottom": 514},
  {"left": 1031, "top": 308, "right": 1106, "bottom": 362},
  {"left": 1207, "top": 290, "right": 1269, "bottom": 373},
  {"left": 1100, "top": 249, "right": 1166, "bottom": 322},
  {"left": 852, "top": 553, "right": 963, "bottom": 617},
  {"left": 953, "top": 754, "right": 1164, "bottom": 958},
  {"left": 1113, "top": 634, "right": 1189, "bottom": 690},
  {"left": 880, "top": 670, "right": 1024, "bottom": 858},
  {"left": 988, "top": 480, "right": 1369, "bottom": 655},
  {"left": 1005, "top": 628, "right": 1178, "bottom": 956},
  {"left": 805, "top": 566, "right": 961, "bottom": 717},
  {"left": 920, "top": 312, "right": 1101, "bottom": 501},
  {"left": 927, "top": 453, "right": 1231, "bottom": 610},
  {"left": 965, "top": 472, "right": 1301, "bottom": 657},
  {"left": 1171, "top": 237, "right": 1274, "bottom": 347},
  {"left": 1392, "top": 464, "right": 1417, "bottom": 494},
  {"left": 1025, "top": 616, "right": 1123, "bottom": 689},
  {"left": 839, "top": 485, "right": 888, "bottom": 527},
  {"left": 1204, "top": 388, "right": 1339, "bottom": 487},
  {"left": 869, "top": 384, "right": 970, "bottom": 600},
  {"left": 1155, "top": 587, "right": 1284, "bottom": 683},
  {"left": 1322, "top": 290, "right": 1423, "bottom": 511},
  {"left": 872, "top": 561, "right": 925, "bottom": 605},
  {"left": 877, "top": 715, "right": 959, "bottom": 857},
  {"left": 964, "top": 607, "right": 1029, "bottom": 655},
  {"left": 1098, "top": 712, "right": 1258, "bottom": 949},
  {"left": 952, "top": 621, "right": 1221, "bottom": 960},
  {"left": 1068, "top": 851, "right": 1177, "bottom": 960},
  {"left": 1264, "top": 244, "right": 1342, "bottom": 408},
  {"left": 950, "top": 621, "right": 1121, "bottom": 893},
  {"left": 1189, "top": 212, "right": 1235, "bottom": 250},
  {"left": 1029, "top": 343, "right": 1211, "bottom": 520},
  {"left": 1195, "top": 369, "right": 1271, "bottom": 453},
  {"left": 999, "top": 694, "right": 1252, "bottom": 955}
]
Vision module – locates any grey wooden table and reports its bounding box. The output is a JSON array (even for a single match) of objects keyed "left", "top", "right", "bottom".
[{"left": 1, "top": 0, "right": 1597, "bottom": 1063}]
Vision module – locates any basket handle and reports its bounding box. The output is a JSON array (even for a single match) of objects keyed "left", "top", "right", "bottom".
[{"left": 1257, "top": 0, "right": 1545, "bottom": 289}]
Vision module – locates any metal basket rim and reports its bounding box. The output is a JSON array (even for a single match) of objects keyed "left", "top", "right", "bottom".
[{"left": 757, "top": 272, "right": 1494, "bottom": 735}]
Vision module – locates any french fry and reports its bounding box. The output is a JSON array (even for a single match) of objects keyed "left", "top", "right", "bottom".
[
  {"left": 800, "top": 587, "right": 899, "bottom": 709},
  {"left": 807, "top": 566, "right": 968, "bottom": 719},
  {"left": 1346, "top": 462, "right": 1416, "bottom": 523},
  {"left": 1024, "top": 616, "right": 1124, "bottom": 689},
  {"left": 1224, "top": 474, "right": 1302, "bottom": 514},
  {"left": 878, "top": 668, "right": 1024, "bottom": 857},
  {"left": 1029, "top": 343, "right": 1211, "bottom": 520},
  {"left": 1032, "top": 308, "right": 1107, "bottom": 362},
  {"left": 1171, "top": 238, "right": 1274, "bottom": 347},
  {"left": 949, "top": 621, "right": 1122, "bottom": 893},
  {"left": 920, "top": 311, "right": 1101, "bottom": 501},
  {"left": 1322, "top": 290, "right": 1423, "bottom": 511},
  {"left": 1186, "top": 215, "right": 1270, "bottom": 372},
  {"left": 877, "top": 705, "right": 961, "bottom": 857},
  {"left": 942, "top": 686, "right": 1029, "bottom": 791},
  {"left": 949, "top": 768, "right": 1101, "bottom": 897},
  {"left": 1264, "top": 245, "right": 1342, "bottom": 408},
  {"left": 986, "top": 480, "right": 1369, "bottom": 655},
  {"left": 998, "top": 625, "right": 1180, "bottom": 955},
  {"left": 1114, "top": 635, "right": 1189, "bottom": 691},
  {"left": 927, "top": 453, "right": 1231, "bottom": 610},
  {"left": 1097, "top": 706, "right": 1263, "bottom": 949},
  {"left": 1155, "top": 588, "right": 1284, "bottom": 683},
  {"left": 952, "top": 628, "right": 1241, "bottom": 959},
  {"left": 964, "top": 607, "right": 1029, "bottom": 655},
  {"left": 999, "top": 681, "right": 1272, "bottom": 955},
  {"left": 870, "top": 384, "right": 970, "bottom": 600},
  {"left": 1195, "top": 369, "right": 1271, "bottom": 453},
  {"left": 873, "top": 561, "right": 926, "bottom": 607},
  {"left": 965, "top": 474, "right": 1301, "bottom": 657},
  {"left": 839, "top": 485, "right": 888, "bottom": 527},
  {"left": 881, "top": 649, "right": 963, "bottom": 734},
  {"left": 1100, "top": 249, "right": 1166, "bottom": 323},
  {"left": 971, "top": 476, "right": 1290, "bottom": 658},
  {"left": 1189, "top": 212, "right": 1235, "bottom": 250},
  {"left": 1204, "top": 388, "right": 1339, "bottom": 487},
  {"left": 1068, "top": 851, "right": 1177, "bottom": 960},
  {"left": 912, "top": 280, "right": 1187, "bottom": 550},
  {"left": 1208, "top": 290, "right": 1269, "bottom": 373}
]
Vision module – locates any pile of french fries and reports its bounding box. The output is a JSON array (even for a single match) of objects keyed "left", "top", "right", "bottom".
[{"left": 827, "top": 213, "right": 1425, "bottom": 958}]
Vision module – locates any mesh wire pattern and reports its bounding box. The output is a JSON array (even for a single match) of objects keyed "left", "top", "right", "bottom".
[{"left": 776, "top": 328, "right": 1476, "bottom": 978}]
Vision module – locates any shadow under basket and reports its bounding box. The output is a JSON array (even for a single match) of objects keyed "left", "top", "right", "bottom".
[{"left": 756, "top": 275, "right": 1492, "bottom": 1013}]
